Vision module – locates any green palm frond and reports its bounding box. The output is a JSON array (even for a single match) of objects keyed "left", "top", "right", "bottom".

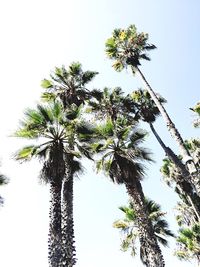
[
  {"left": 113, "top": 220, "right": 130, "bottom": 230},
  {"left": 129, "top": 130, "right": 147, "bottom": 145},
  {"left": 96, "top": 159, "right": 103, "bottom": 173},
  {"left": 41, "top": 79, "right": 53, "bottom": 89},
  {"left": 14, "top": 128, "right": 40, "bottom": 139},
  {"left": 81, "top": 70, "right": 99, "bottom": 84},
  {"left": 14, "top": 145, "right": 38, "bottom": 162},
  {"left": 95, "top": 119, "right": 114, "bottom": 137},
  {"left": 41, "top": 92, "right": 56, "bottom": 102},
  {"left": 89, "top": 142, "right": 104, "bottom": 153},
  {"left": 37, "top": 104, "right": 54, "bottom": 124}
]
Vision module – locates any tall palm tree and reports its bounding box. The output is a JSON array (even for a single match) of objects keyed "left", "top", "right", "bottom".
[
  {"left": 175, "top": 224, "right": 200, "bottom": 266},
  {"left": 92, "top": 118, "right": 165, "bottom": 267},
  {"left": 40, "top": 62, "right": 97, "bottom": 267},
  {"left": 14, "top": 101, "right": 92, "bottom": 267},
  {"left": 113, "top": 197, "right": 174, "bottom": 265},
  {"left": 105, "top": 24, "right": 198, "bottom": 186},
  {"left": 41, "top": 62, "right": 98, "bottom": 108}
]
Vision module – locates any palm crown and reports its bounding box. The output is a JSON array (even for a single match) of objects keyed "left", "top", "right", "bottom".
[
  {"left": 41, "top": 62, "right": 98, "bottom": 107},
  {"left": 14, "top": 101, "right": 93, "bottom": 182},
  {"left": 91, "top": 117, "right": 152, "bottom": 185},
  {"left": 130, "top": 89, "right": 166, "bottom": 123},
  {"left": 105, "top": 24, "right": 156, "bottom": 72},
  {"left": 88, "top": 87, "right": 134, "bottom": 122},
  {"left": 113, "top": 197, "right": 174, "bottom": 257}
]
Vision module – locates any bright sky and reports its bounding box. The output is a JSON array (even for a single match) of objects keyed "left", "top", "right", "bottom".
[{"left": 0, "top": 1, "right": 199, "bottom": 266}]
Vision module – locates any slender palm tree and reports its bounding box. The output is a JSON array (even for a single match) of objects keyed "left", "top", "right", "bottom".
[
  {"left": 105, "top": 25, "right": 198, "bottom": 186},
  {"left": 41, "top": 62, "right": 98, "bottom": 108},
  {"left": 14, "top": 101, "right": 93, "bottom": 267},
  {"left": 175, "top": 224, "right": 200, "bottom": 266},
  {"left": 113, "top": 197, "right": 174, "bottom": 265},
  {"left": 92, "top": 118, "right": 165, "bottom": 267}
]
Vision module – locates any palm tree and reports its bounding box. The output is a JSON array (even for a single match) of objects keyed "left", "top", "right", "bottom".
[
  {"left": 41, "top": 62, "right": 98, "bottom": 108},
  {"left": 92, "top": 117, "right": 165, "bottom": 267},
  {"left": 113, "top": 197, "right": 174, "bottom": 265},
  {"left": 40, "top": 62, "right": 98, "bottom": 267},
  {"left": 14, "top": 101, "right": 91, "bottom": 267},
  {"left": 175, "top": 224, "right": 200, "bottom": 266},
  {"left": 105, "top": 24, "right": 198, "bottom": 186}
]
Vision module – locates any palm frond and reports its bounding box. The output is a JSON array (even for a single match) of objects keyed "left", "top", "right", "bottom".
[{"left": 14, "top": 145, "right": 38, "bottom": 162}]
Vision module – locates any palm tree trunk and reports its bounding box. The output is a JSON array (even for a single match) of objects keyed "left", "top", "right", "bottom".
[
  {"left": 134, "top": 66, "right": 198, "bottom": 179},
  {"left": 61, "top": 166, "right": 76, "bottom": 267},
  {"left": 126, "top": 179, "right": 165, "bottom": 267},
  {"left": 149, "top": 122, "right": 190, "bottom": 177},
  {"left": 149, "top": 122, "right": 200, "bottom": 220},
  {"left": 48, "top": 181, "right": 62, "bottom": 267}
]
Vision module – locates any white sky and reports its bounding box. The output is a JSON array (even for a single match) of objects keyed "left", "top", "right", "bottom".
[{"left": 0, "top": 0, "right": 199, "bottom": 266}]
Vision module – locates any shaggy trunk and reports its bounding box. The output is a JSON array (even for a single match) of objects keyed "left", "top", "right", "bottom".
[
  {"left": 149, "top": 122, "right": 200, "bottom": 220},
  {"left": 48, "top": 181, "right": 62, "bottom": 267},
  {"left": 61, "top": 165, "right": 76, "bottom": 267},
  {"left": 134, "top": 66, "right": 198, "bottom": 179},
  {"left": 126, "top": 180, "right": 165, "bottom": 267}
]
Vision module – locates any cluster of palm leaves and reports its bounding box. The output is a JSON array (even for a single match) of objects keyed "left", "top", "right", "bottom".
[{"left": 10, "top": 24, "right": 200, "bottom": 267}]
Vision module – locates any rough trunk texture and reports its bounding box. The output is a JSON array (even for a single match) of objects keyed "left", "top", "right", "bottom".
[
  {"left": 149, "top": 122, "right": 200, "bottom": 220},
  {"left": 126, "top": 180, "right": 165, "bottom": 267},
  {"left": 48, "top": 181, "right": 62, "bottom": 267},
  {"left": 135, "top": 66, "right": 198, "bottom": 180},
  {"left": 61, "top": 168, "right": 76, "bottom": 267}
]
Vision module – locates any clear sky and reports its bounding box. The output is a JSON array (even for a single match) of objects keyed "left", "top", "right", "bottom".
[{"left": 0, "top": 0, "right": 199, "bottom": 266}]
